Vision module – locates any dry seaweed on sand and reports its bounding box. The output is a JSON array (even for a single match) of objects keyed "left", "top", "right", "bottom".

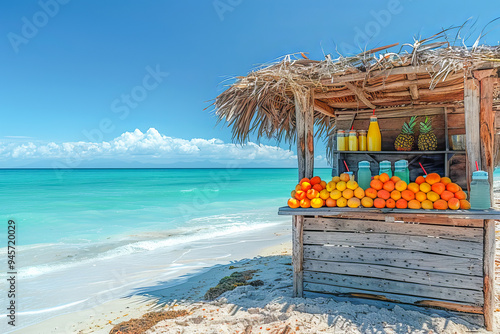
[
  {"left": 109, "top": 310, "right": 188, "bottom": 334},
  {"left": 204, "top": 270, "right": 261, "bottom": 301}
]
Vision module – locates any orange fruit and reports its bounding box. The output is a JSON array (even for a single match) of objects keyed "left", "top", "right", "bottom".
[
  {"left": 415, "top": 176, "right": 426, "bottom": 185},
  {"left": 326, "top": 181, "right": 336, "bottom": 192},
  {"left": 340, "top": 173, "right": 351, "bottom": 182},
  {"left": 374, "top": 198, "right": 386, "bottom": 208},
  {"left": 312, "top": 184, "right": 323, "bottom": 192},
  {"left": 336, "top": 181, "right": 347, "bottom": 191},
  {"left": 419, "top": 182, "right": 431, "bottom": 193},
  {"left": 306, "top": 189, "right": 319, "bottom": 199},
  {"left": 365, "top": 188, "right": 378, "bottom": 199},
  {"left": 288, "top": 198, "right": 300, "bottom": 208},
  {"left": 346, "top": 180, "right": 358, "bottom": 190},
  {"left": 433, "top": 199, "right": 448, "bottom": 210},
  {"left": 390, "top": 190, "right": 401, "bottom": 201},
  {"left": 337, "top": 197, "right": 347, "bottom": 207},
  {"left": 395, "top": 180, "right": 408, "bottom": 192},
  {"left": 425, "top": 173, "right": 441, "bottom": 185},
  {"left": 354, "top": 187, "right": 365, "bottom": 199},
  {"left": 408, "top": 199, "right": 421, "bottom": 209},
  {"left": 310, "top": 176, "right": 321, "bottom": 185},
  {"left": 361, "top": 197, "right": 374, "bottom": 208},
  {"left": 396, "top": 199, "right": 408, "bottom": 209},
  {"left": 320, "top": 180, "right": 327, "bottom": 189},
  {"left": 407, "top": 182, "right": 419, "bottom": 193},
  {"left": 342, "top": 189, "right": 354, "bottom": 199},
  {"left": 401, "top": 190, "right": 415, "bottom": 201},
  {"left": 347, "top": 197, "right": 361, "bottom": 208},
  {"left": 390, "top": 176, "right": 401, "bottom": 183},
  {"left": 326, "top": 198, "right": 337, "bottom": 207},
  {"left": 332, "top": 176, "right": 341, "bottom": 183},
  {"left": 301, "top": 182, "right": 312, "bottom": 191},
  {"left": 385, "top": 198, "right": 396, "bottom": 208},
  {"left": 370, "top": 179, "right": 383, "bottom": 190},
  {"left": 295, "top": 190, "right": 306, "bottom": 200},
  {"left": 319, "top": 189, "right": 330, "bottom": 200},
  {"left": 299, "top": 198, "right": 311, "bottom": 208},
  {"left": 291, "top": 190, "right": 296, "bottom": 198},
  {"left": 440, "top": 190, "right": 454, "bottom": 201},
  {"left": 383, "top": 181, "right": 395, "bottom": 192},
  {"left": 373, "top": 175, "right": 380, "bottom": 180},
  {"left": 446, "top": 183, "right": 461, "bottom": 193},
  {"left": 295, "top": 184, "right": 302, "bottom": 192},
  {"left": 330, "top": 190, "right": 342, "bottom": 200},
  {"left": 421, "top": 200, "right": 434, "bottom": 209},
  {"left": 460, "top": 199, "right": 471, "bottom": 210},
  {"left": 448, "top": 198, "right": 460, "bottom": 210},
  {"left": 310, "top": 197, "right": 324, "bottom": 208},
  {"left": 379, "top": 173, "right": 390, "bottom": 183},
  {"left": 377, "top": 189, "right": 391, "bottom": 200},
  {"left": 299, "top": 178, "right": 310, "bottom": 184},
  {"left": 426, "top": 191, "right": 440, "bottom": 202},
  {"left": 440, "top": 177, "right": 452, "bottom": 185},
  {"left": 431, "top": 183, "right": 445, "bottom": 195},
  {"left": 454, "top": 191, "right": 467, "bottom": 200},
  {"left": 415, "top": 191, "right": 427, "bottom": 202}
]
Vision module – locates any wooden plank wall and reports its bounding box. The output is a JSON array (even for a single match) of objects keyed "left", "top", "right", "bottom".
[{"left": 301, "top": 215, "right": 485, "bottom": 315}]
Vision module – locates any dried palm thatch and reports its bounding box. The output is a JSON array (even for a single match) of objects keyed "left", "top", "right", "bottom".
[{"left": 213, "top": 28, "right": 500, "bottom": 148}]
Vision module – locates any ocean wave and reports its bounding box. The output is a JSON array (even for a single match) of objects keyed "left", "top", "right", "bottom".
[{"left": 16, "top": 220, "right": 280, "bottom": 280}]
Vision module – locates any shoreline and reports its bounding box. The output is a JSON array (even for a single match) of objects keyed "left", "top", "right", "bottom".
[{"left": 10, "top": 224, "right": 292, "bottom": 334}]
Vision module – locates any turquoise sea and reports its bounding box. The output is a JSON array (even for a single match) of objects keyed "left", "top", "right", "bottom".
[
  {"left": 0, "top": 168, "right": 334, "bottom": 331},
  {"left": 0, "top": 167, "right": 499, "bottom": 332}
]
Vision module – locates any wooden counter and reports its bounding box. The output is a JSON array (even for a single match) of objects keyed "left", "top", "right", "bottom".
[{"left": 278, "top": 207, "right": 500, "bottom": 331}]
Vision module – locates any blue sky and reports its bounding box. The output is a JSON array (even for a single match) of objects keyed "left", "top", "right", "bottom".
[{"left": 0, "top": 0, "right": 498, "bottom": 167}]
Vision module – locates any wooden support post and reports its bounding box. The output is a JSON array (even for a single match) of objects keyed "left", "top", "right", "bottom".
[
  {"left": 305, "top": 90, "right": 315, "bottom": 179},
  {"left": 292, "top": 215, "right": 304, "bottom": 297},
  {"left": 478, "top": 77, "right": 496, "bottom": 207},
  {"left": 464, "top": 78, "right": 482, "bottom": 192},
  {"left": 483, "top": 219, "right": 496, "bottom": 331},
  {"left": 295, "top": 94, "right": 306, "bottom": 181}
]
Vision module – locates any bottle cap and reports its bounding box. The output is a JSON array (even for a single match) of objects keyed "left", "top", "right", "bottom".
[
  {"left": 379, "top": 160, "right": 391, "bottom": 169},
  {"left": 337, "top": 130, "right": 345, "bottom": 133},
  {"left": 395, "top": 160, "right": 408, "bottom": 168},
  {"left": 358, "top": 130, "right": 367, "bottom": 134},
  {"left": 358, "top": 161, "right": 370, "bottom": 168},
  {"left": 472, "top": 170, "right": 489, "bottom": 180},
  {"left": 349, "top": 130, "right": 357, "bottom": 135}
]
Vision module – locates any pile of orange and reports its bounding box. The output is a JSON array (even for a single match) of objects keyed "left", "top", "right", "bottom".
[
  {"left": 288, "top": 174, "right": 365, "bottom": 209},
  {"left": 363, "top": 172, "right": 470, "bottom": 210}
]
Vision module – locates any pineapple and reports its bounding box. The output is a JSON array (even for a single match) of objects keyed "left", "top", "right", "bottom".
[
  {"left": 394, "top": 116, "right": 417, "bottom": 151},
  {"left": 418, "top": 117, "right": 437, "bottom": 151}
]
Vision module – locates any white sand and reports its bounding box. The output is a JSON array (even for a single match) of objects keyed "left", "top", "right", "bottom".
[{"left": 14, "top": 237, "right": 500, "bottom": 333}]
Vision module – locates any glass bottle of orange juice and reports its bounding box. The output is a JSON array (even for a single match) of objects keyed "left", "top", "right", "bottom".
[
  {"left": 337, "top": 130, "right": 346, "bottom": 151},
  {"left": 358, "top": 130, "right": 367, "bottom": 151},
  {"left": 367, "top": 114, "right": 381, "bottom": 151},
  {"left": 348, "top": 130, "right": 358, "bottom": 151}
]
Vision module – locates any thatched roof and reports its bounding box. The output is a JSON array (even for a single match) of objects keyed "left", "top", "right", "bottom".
[{"left": 214, "top": 30, "right": 500, "bottom": 146}]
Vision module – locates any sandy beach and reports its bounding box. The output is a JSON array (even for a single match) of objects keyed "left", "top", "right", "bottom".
[{"left": 14, "top": 232, "right": 500, "bottom": 334}]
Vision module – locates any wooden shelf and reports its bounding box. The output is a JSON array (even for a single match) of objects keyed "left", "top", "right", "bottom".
[{"left": 334, "top": 150, "right": 465, "bottom": 154}]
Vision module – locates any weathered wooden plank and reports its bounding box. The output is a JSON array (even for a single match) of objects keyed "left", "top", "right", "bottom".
[
  {"left": 478, "top": 76, "right": 496, "bottom": 207},
  {"left": 305, "top": 89, "right": 315, "bottom": 179},
  {"left": 344, "top": 82, "right": 376, "bottom": 109},
  {"left": 292, "top": 215, "right": 304, "bottom": 297},
  {"left": 304, "top": 259, "right": 483, "bottom": 290},
  {"left": 304, "top": 231, "right": 483, "bottom": 258},
  {"left": 304, "top": 282, "right": 483, "bottom": 312},
  {"left": 304, "top": 271, "right": 483, "bottom": 305},
  {"left": 294, "top": 93, "right": 305, "bottom": 181},
  {"left": 303, "top": 244, "right": 482, "bottom": 276},
  {"left": 483, "top": 219, "right": 495, "bottom": 331},
  {"left": 464, "top": 77, "right": 482, "bottom": 193},
  {"left": 303, "top": 217, "right": 483, "bottom": 242}
]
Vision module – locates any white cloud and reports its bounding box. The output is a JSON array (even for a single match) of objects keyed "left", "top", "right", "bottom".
[{"left": 0, "top": 128, "right": 299, "bottom": 167}]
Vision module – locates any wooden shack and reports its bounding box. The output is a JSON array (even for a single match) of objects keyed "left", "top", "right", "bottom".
[{"left": 215, "top": 34, "right": 500, "bottom": 331}]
